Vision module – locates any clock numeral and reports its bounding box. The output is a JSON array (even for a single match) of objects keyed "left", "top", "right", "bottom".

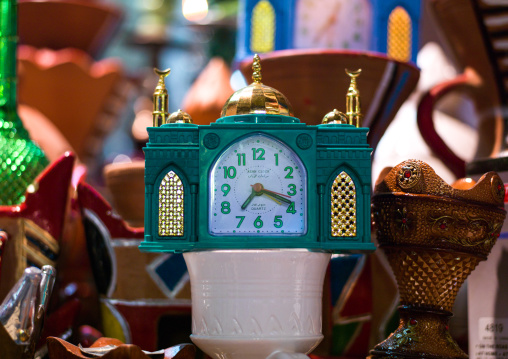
[
  {"left": 254, "top": 216, "right": 264, "bottom": 228},
  {"left": 274, "top": 153, "right": 279, "bottom": 166},
  {"left": 252, "top": 148, "right": 265, "bottom": 160},
  {"left": 274, "top": 215, "right": 283, "bottom": 228},
  {"left": 221, "top": 184, "right": 231, "bottom": 196},
  {"left": 223, "top": 166, "right": 237, "bottom": 179},
  {"left": 284, "top": 166, "right": 294, "bottom": 179},
  {"left": 221, "top": 201, "right": 231, "bottom": 214},
  {"left": 286, "top": 202, "right": 297, "bottom": 214},
  {"left": 287, "top": 184, "right": 297, "bottom": 196},
  {"left": 237, "top": 153, "right": 246, "bottom": 166},
  {"left": 235, "top": 216, "right": 245, "bottom": 228}
]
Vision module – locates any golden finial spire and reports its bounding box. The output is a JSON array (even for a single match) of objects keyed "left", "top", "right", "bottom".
[
  {"left": 153, "top": 68, "right": 171, "bottom": 127},
  {"left": 252, "top": 54, "right": 262, "bottom": 84},
  {"left": 345, "top": 69, "right": 362, "bottom": 127}
]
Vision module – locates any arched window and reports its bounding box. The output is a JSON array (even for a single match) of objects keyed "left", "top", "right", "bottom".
[
  {"left": 159, "top": 171, "right": 184, "bottom": 236},
  {"left": 331, "top": 171, "right": 356, "bottom": 237},
  {"left": 250, "top": 0, "right": 275, "bottom": 53},
  {"left": 387, "top": 6, "right": 411, "bottom": 62}
]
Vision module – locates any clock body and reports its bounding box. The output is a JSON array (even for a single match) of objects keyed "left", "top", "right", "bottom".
[
  {"left": 209, "top": 133, "right": 307, "bottom": 235},
  {"left": 294, "top": 0, "right": 371, "bottom": 50},
  {"left": 141, "top": 114, "right": 374, "bottom": 253}
]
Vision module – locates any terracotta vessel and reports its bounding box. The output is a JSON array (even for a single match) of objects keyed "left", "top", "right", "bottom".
[
  {"left": 18, "top": 0, "right": 123, "bottom": 58},
  {"left": 239, "top": 49, "right": 419, "bottom": 152},
  {"left": 18, "top": 45, "right": 131, "bottom": 167},
  {"left": 103, "top": 161, "right": 145, "bottom": 228},
  {"left": 369, "top": 160, "right": 506, "bottom": 359},
  {"left": 181, "top": 57, "right": 235, "bottom": 126}
]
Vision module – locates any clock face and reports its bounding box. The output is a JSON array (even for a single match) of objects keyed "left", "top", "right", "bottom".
[
  {"left": 209, "top": 134, "right": 307, "bottom": 235},
  {"left": 294, "top": 0, "right": 372, "bottom": 50}
]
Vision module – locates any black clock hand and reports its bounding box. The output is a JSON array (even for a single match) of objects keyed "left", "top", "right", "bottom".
[
  {"left": 241, "top": 184, "right": 265, "bottom": 210},
  {"left": 241, "top": 190, "right": 256, "bottom": 210}
]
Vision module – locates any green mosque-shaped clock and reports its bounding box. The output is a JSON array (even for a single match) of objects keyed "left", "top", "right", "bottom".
[{"left": 140, "top": 55, "right": 374, "bottom": 253}]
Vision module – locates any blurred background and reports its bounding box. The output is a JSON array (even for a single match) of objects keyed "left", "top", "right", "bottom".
[
  {"left": 17, "top": 0, "right": 473, "bottom": 184},
  {"left": 6, "top": 0, "right": 505, "bottom": 357}
]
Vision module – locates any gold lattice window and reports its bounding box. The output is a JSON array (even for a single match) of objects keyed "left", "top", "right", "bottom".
[
  {"left": 159, "top": 171, "right": 184, "bottom": 236},
  {"left": 331, "top": 171, "right": 357, "bottom": 237},
  {"left": 387, "top": 6, "right": 412, "bottom": 62},
  {"left": 250, "top": 0, "right": 275, "bottom": 53}
]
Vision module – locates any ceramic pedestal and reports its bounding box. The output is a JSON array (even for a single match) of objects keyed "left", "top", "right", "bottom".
[{"left": 184, "top": 250, "right": 330, "bottom": 359}]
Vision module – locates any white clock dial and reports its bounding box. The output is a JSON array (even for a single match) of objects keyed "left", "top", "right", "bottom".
[
  {"left": 294, "top": 0, "right": 372, "bottom": 50},
  {"left": 209, "top": 134, "right": 307, "bottom": 235}
]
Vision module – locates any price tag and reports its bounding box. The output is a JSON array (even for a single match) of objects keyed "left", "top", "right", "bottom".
[{"left": 479, "top": 317, "right": 508, "bottom": 343}]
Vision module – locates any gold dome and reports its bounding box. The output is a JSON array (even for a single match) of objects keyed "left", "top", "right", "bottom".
[
  {"left": 167, "top": 109, "right": 193, "bottom": 124},
  {"left": 220, "top": 54, "right": 294, "bottom": 117},
  {"left": 322, "top": 109, "right": 348, "bottom": 124}
]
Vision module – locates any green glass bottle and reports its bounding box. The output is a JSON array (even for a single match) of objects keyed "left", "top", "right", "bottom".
[{"left": 0, "top": 0, "right": 48, "bottom": 205}]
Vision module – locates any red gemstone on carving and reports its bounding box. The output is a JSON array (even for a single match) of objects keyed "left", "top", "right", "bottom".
[
  {"left": 445, "top": 325, "right": 449, "bottom": 331},
  {"left": 404, "top": 171, "right": 411, "bottom": 178},
  {"left": 498, "top": 184, "right": 503, "bottom": 191},
  {"left": 402, "top": 218, "right": 407, "bottom": 224},
  {"left": 410, "top": 319, "right": 417, "bottom": 326},
  {"left": 440, "top": 223, "right": 447, "bottom": 230}
]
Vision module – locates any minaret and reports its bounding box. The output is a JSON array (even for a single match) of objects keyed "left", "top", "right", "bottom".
[
  {"left": 152, "top": 68, "right": 171, "bottom": 127},
  {"left": 0, "top": 0, "right": 48, "bottom": 204},
  {"left": 345, "top": 69, "right": 362, "bottom": 127}
]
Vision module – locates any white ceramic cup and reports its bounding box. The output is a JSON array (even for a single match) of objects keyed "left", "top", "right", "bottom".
[{"left": 184, "top": 250, "right": 331, "bottom": 359}]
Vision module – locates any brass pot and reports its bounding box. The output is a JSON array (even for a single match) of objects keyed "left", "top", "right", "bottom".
[{"left": 369, "top": 160, "right": 506, "bottom": 359}]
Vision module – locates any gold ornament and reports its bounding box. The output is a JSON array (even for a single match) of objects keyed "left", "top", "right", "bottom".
[
  {"left": 397, "top": 161, "right": 422, "bottom": 189},
  {"left": 167, "top": 109, "right": 193, "bottom": 124},
  {"left": 321, "top": 109, "right": 348, "bottom": 125},
  {"left": 18, "top": 329, "right": 29, "bottom": 342}
]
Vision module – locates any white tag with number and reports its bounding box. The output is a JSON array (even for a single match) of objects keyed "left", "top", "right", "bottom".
[{"left": 479, "top": 317, "right": 508, "bottom": 343}]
